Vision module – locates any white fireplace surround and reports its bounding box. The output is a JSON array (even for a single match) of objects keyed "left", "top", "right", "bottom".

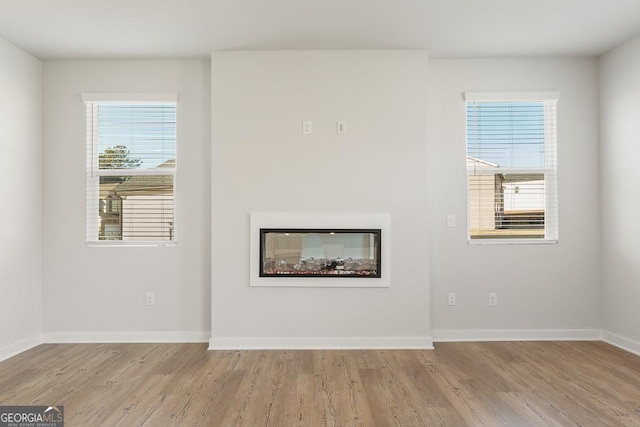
[{"left": 250, "top": 212, "right": 391, "bottom": 287}]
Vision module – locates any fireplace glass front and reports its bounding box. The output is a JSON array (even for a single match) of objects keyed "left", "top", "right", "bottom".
[{"left": 260, "top": 229, "right": 381, "bottom": 278}]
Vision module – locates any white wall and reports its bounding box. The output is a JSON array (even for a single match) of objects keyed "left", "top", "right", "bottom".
[
  {"left": 2, "top": 48, "right": 616, "bottom": 352},
  {"left": 599, "top": 32, "right": 640, "bottom": 353},
  {"left": 42, "top": 60, "right": 211, "bottom": 341},
  {"left": 0, "top": 37, "right": 42, "bottom": 359},
  {"left": 428, "top": 58, "right": 602, "bottom": 340},
  {"left": 211, "top": 51, "right": 431, "bottom": 348}
]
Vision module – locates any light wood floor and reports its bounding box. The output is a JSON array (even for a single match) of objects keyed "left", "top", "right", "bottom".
[{"left": 0, "top": 341, "right": 639, "bottom": 426}]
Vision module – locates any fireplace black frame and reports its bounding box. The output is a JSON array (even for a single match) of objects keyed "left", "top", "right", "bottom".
[{"left": 259, "top": 228, "right": 382, "bottom": 278}]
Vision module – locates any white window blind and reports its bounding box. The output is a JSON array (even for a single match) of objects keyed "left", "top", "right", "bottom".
[
  {"left": 84, "top": 94, "right": 177, "bottom": 245},
  {"left": 465, "top": 92, "right": 559, "bottom": 243}
]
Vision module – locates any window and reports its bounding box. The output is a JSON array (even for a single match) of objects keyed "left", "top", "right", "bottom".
[
  {"left": 84, "top": 94, "right": 177, "bottom": 245},
  {"left": 465, "top": 91, "right": 559, "bottom": 243}
]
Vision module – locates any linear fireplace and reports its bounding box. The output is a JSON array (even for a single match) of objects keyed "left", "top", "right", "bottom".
[
  {"left": 249, "top": 212, "right": 390, "bottom": 287},
  {"left": 260, "top": 229, "right": 381, "bottom": 278}
]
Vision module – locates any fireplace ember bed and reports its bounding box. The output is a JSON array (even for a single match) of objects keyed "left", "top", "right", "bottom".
[{"left": 259, "top": 228, "right": 381, "bottom": 278}]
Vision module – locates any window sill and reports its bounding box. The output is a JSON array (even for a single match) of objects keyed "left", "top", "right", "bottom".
[
  {"left": 87, "top": 241, "right": 177, "bottom": 248},
  {"left": 467, "top": 239, "right": 558, "bottom": 246}
]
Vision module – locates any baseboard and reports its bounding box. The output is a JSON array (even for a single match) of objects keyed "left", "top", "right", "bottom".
[
  {"left": 208, "top": 336, "right": 434, "bottom": 350},
  {"left": 5, "top": 331, "right": 637, "bottom": 358},
  {"left": 602, "top": 330, "right": 640, "bottom": 357},
  {"left": 43, "top": 331, "right": 210, "bottom": 344},
  {"left": 0, "top": 335, "right": 42, "bottom": 363},
  {"left": 433, "top": 329, "right": 603, "bottom": 342}
]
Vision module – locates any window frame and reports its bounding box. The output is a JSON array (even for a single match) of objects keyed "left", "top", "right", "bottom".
[
  {"left": 464, "top": 91, "right": 559, "bottom": 245},
  {"left": 83, "top": 93, "right": 178, "bottom": 247}
]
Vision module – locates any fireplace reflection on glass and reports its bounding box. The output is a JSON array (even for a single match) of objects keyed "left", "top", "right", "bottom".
[{"left": 260, "top": 229, "right": 381, "bottom": 278}]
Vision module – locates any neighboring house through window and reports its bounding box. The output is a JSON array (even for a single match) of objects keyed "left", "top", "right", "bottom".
[
  {"left": 465, "top": 91, "right": 559, "bottom": 243},
  {"left": 84, "top": 94, "right": 177, "bottom": 245}
]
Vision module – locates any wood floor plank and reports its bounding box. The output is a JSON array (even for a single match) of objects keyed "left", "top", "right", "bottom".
[
  {"left": 0, "top": 341, "right": 639, "bottom": 426},
  {"left": 315, "top": 350, "right": 344, "bottom": 426},
  {"left": 427, "top": 360, "right": 511, "bottom": 426},
  {"left": 378, "top": 350, "right": 451, "bottom": 425},
  {"left": 502, "top": 344, "right": 635, "bottom": 426}
]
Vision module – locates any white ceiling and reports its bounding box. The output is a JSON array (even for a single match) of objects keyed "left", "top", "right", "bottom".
[{"left": 1, "top": 0, "right": 640, "bottom": 59}]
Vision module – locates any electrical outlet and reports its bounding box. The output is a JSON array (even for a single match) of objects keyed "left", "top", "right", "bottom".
[
  {"left": 302, "top": 121, "right": 312, "bottom": 135},
  {"left": 488, "top": 292, "right": 497, "bottom": 307},
  {"left": 448, "top": 293, "right": 456, "bottom": 306},
  {"left": 146, "top": 292, "right": 155, "bottom": 306}
]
